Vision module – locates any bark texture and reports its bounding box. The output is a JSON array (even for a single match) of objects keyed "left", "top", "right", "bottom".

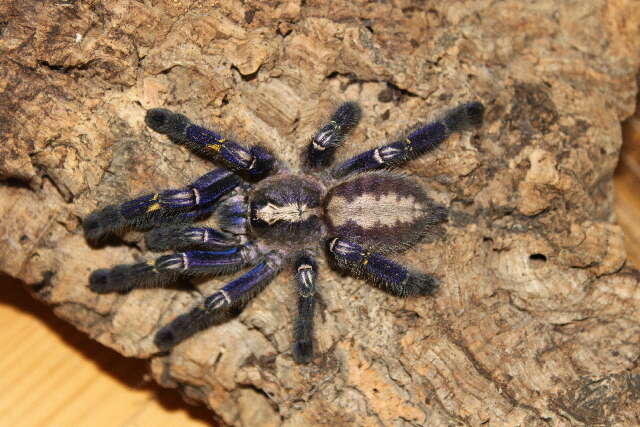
[{"left": 2, "top": 1, "right": 640, "bottom": 425}]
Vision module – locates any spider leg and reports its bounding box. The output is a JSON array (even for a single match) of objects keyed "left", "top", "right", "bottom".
[
  {"left": 154, "top": 244, "right": 259, "bottom": 275},
  {"left": 88, "top": 262, "right": 163, "bottom": 294},
  {"left": 89, "top": 243, "right": 259, "bottom": 294},
  {"left": 145, "top": 109, "right": 275, "bottom": 179},
  {"left": 305, "top": 102, "right": 362, "bottom": 170},
  {"left": 327, "top": 237, "right": 439, "bottom": 297},
  {"left": 331, "top": 101, "right": 484, "bottom": 178},
  {"left": 83, "top": 168, "right": 241, "bottom": 242},
  {"left": 292, "top": 255, "right": 317, "bottom": 364},
  {"left": 214, "top": 192, "right": 249, "bottom": 235},
  {"left": 154, "top": 251, "right": 284, "bottom": 350},
  {"left": 145, "top": 224, "right": 238, "bottom": 251}
]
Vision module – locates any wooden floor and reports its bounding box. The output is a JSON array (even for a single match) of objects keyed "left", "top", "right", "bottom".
[
  {"left": 615, "top": 116, "right": 640, "bottom": 267},
  {"left": 0, "top": 275, "right": 214, "bottom": 427},
  {"left": 0, "top": 116, "right": 638, "bottom": 426}
]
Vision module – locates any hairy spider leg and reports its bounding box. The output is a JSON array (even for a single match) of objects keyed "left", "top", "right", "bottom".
[
  {"left": 88, "top": 262, "right": 166, "bottom": 294},
  {"left": 214, "top": 192, "right": 249, "bottom": 235},
  {"left": 154, "top": 242, "right": 259, "bottom": 275},
  {"left": 166, "top": 182, "right": 251, "bottom": 227},
  {"left": 327, "top": 238, "right": 439, "bottom": 297},
  {"left": 145, "top": 109, "right": 275, "bottom": 179},
  {"left": 154, "top": 252, "right": 284, "bottom": 350},
  {"left": 292, "top": 255, "right": 318, "bottom": 364},
  {"left": 331, "top": 101, "right": 485, "bottom": 178},
  {"left": 83, "top": 168, "right": 241, "bottom": 242},
  {"left": 145, "top": 224, "right": 239, "bottom": 251},
  {"left": 305, "top": 102, "right": 362, "bottom": 170},
  {"left": 89, "top": 242, "right": 260, "bottom": 294},
  {"left": 167, "top": 187, "right": 250, "bottom": 234}
]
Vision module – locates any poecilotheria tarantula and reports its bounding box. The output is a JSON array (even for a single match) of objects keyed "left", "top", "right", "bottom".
[{"left": 84, "top": 100, "right": 484, "bottom": 363}]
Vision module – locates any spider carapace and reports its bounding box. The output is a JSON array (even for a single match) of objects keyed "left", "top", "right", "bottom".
[{"left": 83, "top": 100, "right": 484, "bottom": 363}]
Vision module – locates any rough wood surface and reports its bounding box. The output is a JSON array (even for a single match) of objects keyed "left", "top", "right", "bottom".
[{"left": 2, "top": 1, "right": 640, "bottom": 425}]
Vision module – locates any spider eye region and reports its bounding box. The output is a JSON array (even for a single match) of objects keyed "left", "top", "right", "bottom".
[
  {"left": 253, "top": 201, "right": 319, "bottom": 225},
  {"left": 248, "top": 176, "right": 324, "bottom": 244}
]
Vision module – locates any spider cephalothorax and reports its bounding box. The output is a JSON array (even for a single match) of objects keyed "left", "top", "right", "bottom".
[
  {"left": 84, "top": 100, "right": 484, "bottom": 363},
  {"left": 248, "top": 175, "right": 325, "bottom": 245}
]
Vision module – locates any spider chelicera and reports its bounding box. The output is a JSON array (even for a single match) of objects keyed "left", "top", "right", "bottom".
[{"left": 83, "top": 99, "right": 484, "bottom": 363}]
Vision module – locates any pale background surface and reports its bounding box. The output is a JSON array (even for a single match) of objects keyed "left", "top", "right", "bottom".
[
  {"left": 0, "top": 115, "right": 638, "bottom": 426},
  {"left": 0, "top": 276, "right": 213, "bottom": 426}
]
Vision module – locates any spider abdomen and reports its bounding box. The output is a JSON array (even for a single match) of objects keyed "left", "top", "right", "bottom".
[{"left": 324, "top": 172, "right": 447, "bottom": 252}]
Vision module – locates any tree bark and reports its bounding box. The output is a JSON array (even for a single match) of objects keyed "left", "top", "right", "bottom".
[{"left": 2, "top": 1, "right": 640, "bottom": 425}]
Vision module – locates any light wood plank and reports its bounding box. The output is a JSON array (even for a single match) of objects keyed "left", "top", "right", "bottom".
[
  {"left": 614, "top": 115, "right": 640, "bottom": 268},
  {"left": 0, "top": 277, "right": 214, "bottom": 427}
]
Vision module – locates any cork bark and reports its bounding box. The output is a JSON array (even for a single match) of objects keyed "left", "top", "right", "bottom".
[{"left": 2, "top": 1, "right": 640, "bottom": 425}]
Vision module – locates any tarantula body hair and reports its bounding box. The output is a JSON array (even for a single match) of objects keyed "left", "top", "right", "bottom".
[
  {"left": 327, "top": 238, "right": 439, "bottom": 297},
  {"left": 305, "top": 101, "right": 362, "bottom": 170},
  {"left": 89, "top": 242, "right": 259, "bottom": 294},
  {"left": 153, "top": 243, "right": 259, "bottom": 275},
  {"left": 324, "top": 170, "right": 448, "bottom": 253},
  {"left": 331, "top": 101, "right": 485, "bottom": 178},
  {"left": 248, "top": 174, "right": 326, "bottom": 248},
  {"left": 145, "top": 224, "right": 238, "bottom": 252},
  {"left": 89, "top": 262, "right": 172, "bottom": 294},
  {"left": 83, "top": 169, "right": 241, "bottom": 242},
  {"left": 293, "top": 255, "right": 318, "bottom": 364},
  {"left": 214, "top": 192, "right": 250, "bottom": 235},
  {"left": 146, "top": 108, "right": 275, "bottom": 179},
  {"left": 154, "top": 251, "right": 284, "bottom": 350},
  {"left": 84, "top": 99, "right": 484, "bottom": 363}
]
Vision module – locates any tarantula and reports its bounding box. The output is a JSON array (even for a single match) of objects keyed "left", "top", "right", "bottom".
[{"left": 83, "top": 100, "right": 484, "bottom": 363}]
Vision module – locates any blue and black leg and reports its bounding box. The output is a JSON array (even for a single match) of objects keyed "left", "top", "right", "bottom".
[
  {"left": 89, "top": 242, "right": 260, "bottom": 294},
  {"left": 145, "top": 109, "right": 275, "bottom": 180},
  {"left": 145, "top": 224, "right": 239, "bottom": 251},
  {"left": 153, "top": 242, "right": 259, "bottom": 276},
  {"left": 213, "top": 192, "right": 249, "bottom": 235},
  {"left": 83, "top": 168, "right": 242, "bottom": 242},
  {"left": 331, "top": 101, "right": 484, "bottom": 178},
  {"left": 305, "top": 102, "right": 362, "bottom": 170},
  {"left": 88, "top": 262, "right": 166, "bottom": 294},
  {"left": 327, "top": 238, "right": 439, "bottom": 297},
  {"left": 154, "top": 251, "right": 284, "bottom": 350},
  {"left": 292, "top": 255, "right": 318, "bottom": 364}
]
